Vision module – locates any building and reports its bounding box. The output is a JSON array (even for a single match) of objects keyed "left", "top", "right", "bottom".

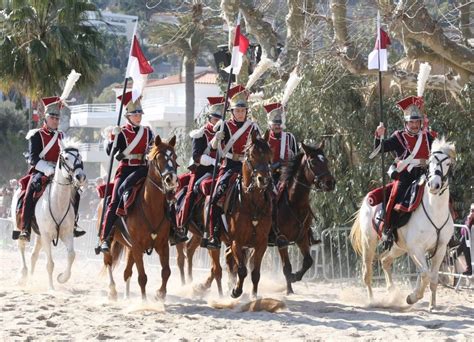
[
  {"left": 88, "top": 11, "right": 138, "bottom": 39},
  {"left": 69, "top": 68, "right": 219, "bottom": 178}
]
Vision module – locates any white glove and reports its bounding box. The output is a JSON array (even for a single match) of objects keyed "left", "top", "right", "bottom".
[
  {"left": 210, "top": 131, "right": 225, "bottom": 149},
  {"left": 199, "top": 154, "right": 216, "bottom": 166},
  {"left": 35, "top": 160, "right": 55, "bottom": 176},
  {"left": 112, "top": 126, "right": 121, "bottom": 135}
]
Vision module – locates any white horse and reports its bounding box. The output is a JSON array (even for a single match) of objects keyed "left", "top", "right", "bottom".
[
  {"left": 350, "top": 137, "right": 456, "bottom": 310},
  {"left": 11, "top": 141, "right": 86, "bottom": 290}
]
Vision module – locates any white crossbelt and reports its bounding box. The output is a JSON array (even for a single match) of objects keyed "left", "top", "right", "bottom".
[
  {"left": 122, "top": 126, "right": 144, "bottom": 159},
  {"left": 39, "top": 131, "right": 59, "bottom": 159}
]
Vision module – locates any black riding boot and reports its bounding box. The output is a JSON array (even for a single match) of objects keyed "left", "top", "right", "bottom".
[
  {"left": 206, "top": 206, "right": 222, "bottom": 249},
  {"left": 72, "top": 192, "right": 85, "bottom": 238},
  {"left": 268, "top": 197, "right": 289, "bottom": 248},
  {"left": 168, "top": 203, "right": 188, "bottom": 246}
]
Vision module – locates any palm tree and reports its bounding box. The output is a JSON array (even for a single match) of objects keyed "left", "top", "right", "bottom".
[
  {"left": 148, "top": 1, "right": 223, "bottom": 133},
  {"left": 0, "top": 0, "right": 104, "bottom": 100}
]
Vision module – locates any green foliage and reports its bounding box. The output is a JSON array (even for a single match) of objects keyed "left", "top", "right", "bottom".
[
  {"left": 0, "top": 101, "right": 28, "bottom": 185},
  {"left": 0, "top": 0, "right": 104, "bottom": 100}
]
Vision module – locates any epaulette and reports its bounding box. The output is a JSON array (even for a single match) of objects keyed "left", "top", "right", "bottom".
[
  {"left": 25, "top": 128, "right": 40, "bottom": 140},
  {"left": 189, "top": 126, "right": 205, "bottom": 139}
]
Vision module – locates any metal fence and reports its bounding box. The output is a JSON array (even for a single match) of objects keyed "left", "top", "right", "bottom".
[{"left": 0, "top": 218, "right": 471, "bottom": 287}]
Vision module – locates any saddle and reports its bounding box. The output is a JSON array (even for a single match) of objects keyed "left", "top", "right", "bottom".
[
  {"left": 97, "top": 178, "right": 145, "bottom": 217},
  {"left": 201, "top": 174, "right": 240, "bottom": 215},
  {"left": 369, "top": 177, "right": 426, "bottom": 238}
]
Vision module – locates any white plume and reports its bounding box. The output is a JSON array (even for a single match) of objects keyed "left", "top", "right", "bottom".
[
  {"left": 281, "top": 69, "right": 302, "bottom": 106},
  {"left": 417, "top": 62, "right": 431, "bottom": 97},
  {"left": 60, "top": 69, "right": 81, "bottom": 101},
  {"left": 246, "top": 57, "right": 275, "bottom": 89}
]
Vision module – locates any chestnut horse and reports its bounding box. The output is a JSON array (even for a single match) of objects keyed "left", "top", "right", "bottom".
[
  {"left": 99, "top": 135, "right": 178, "bottom": 301},
  {"left": 277, "top": 142, "right": 335, "bottom": 294},
  {"left": 201, "top": 130, "right": 273, "bottom": 298}
]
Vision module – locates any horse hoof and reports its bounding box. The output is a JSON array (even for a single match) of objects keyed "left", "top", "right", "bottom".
[
  {"left": 108, "top": 291, "right": 118, "bottom": 301},
  {"left": 155, "top": 291, "right": 166, "bottom": 301},
  {"left": 286, "top": 288, "right": 294, "bottom": 295},
  {"left": 57, "top": 273, "right": 70, "bottom": 284},
  {"left": 406, "top": 295, "right": 414, "bottom": 305},
  {"left": 231, "top": 288, "right": 242, "bottom": 299}
]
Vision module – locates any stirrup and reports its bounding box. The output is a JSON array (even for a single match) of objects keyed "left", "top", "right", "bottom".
[
  {"left": 381, "top": 232, "right": 394, "bottom": 251},
  {"left": 100, "top": 240, "right": 111, "bottom": 253},
  {"left": 276, "top": 235, "right": 289, "bottom": 249},
  {"left": 73, "top": 228, "right": 86, "bottom": 238},
  {"left": 205, "top": 238, "right": 221, "bottom": 250},
  {"left": 19, "top": 230, "right": 31, "bottom": 242}
]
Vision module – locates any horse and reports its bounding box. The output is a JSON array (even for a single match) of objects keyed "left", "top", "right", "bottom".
[
  {"left": 201, "top": 130, "right": 274, "bottom": 298},
  {"left": 101, "top": 135, "right": 178, "bottom": 301},
  {"left": 350, "top": 137, "right": 456, "bottom": 310},
  {"left": 12, "top": 141, "right": 87, "bottom": 290},
  {"left": 276, "top": 141, "right": 336, "bottom": 294}
]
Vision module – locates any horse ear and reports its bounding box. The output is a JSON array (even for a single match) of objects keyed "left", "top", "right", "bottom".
[
  {"left": 168, "top": 135, "right": 176, "bottom": 147},
  {"left": 154, "top": 135, "right": 162, "bottom": 146},
  {"left": 251, "top": 129, "right": 258, "bottom": 144},
  {"left": 300, "top": 142, "right": 310, "bottom": 155},
  {"left": 264, "top": 129, "right": 270, "bottom": 141},
  {"left": 318, "top": 140, "right": 325, "bottom": 150}
]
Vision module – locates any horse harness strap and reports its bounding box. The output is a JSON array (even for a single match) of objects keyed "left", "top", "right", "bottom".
[
  {"left": 48, "top": 184, "right": 72, "bottom": 247},
  {"left": 421, "top": 198, "right": 451, "bottom": 261},
  {"left": 137, "top": 194, "right": 169, "bottom": 255}
]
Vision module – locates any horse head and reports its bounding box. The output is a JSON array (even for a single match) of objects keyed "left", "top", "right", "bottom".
[
  {"left": 58, "top": 139, "right": 86, "bottom": 187},
  {"left": 300, "top": 141, "right": 335, "bottom": 191},
  {"left": 243, "top": 130, "right": 273, "bottom": 191},
  {"left": 427, "top": 137, "right": 456, "bottom": 195},
  {"left": 148, "top": 135, "right": 178, "bottom": 200}
]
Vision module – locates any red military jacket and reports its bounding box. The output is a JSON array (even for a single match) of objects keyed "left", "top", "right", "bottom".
[
  {"left": 108, "top": 123, "right": 152, "bottom": 167},
  {"left": 223, "top": 119, "right": 259, "bottom": 156},
  {"left": 267, "top": 130, "right": 298, "bottom": 164},
  {"left": 27, "top": 124, "right": 64, "bottom": 167}
]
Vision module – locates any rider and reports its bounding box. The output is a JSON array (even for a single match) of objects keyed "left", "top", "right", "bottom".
[
  {"left": 374, "top": 95, "right": 436, "bottom": 250},
  {"left": 177, "top": 97, "right": 224, "bottom": 228},
  {"left": 19, "top": 97, "right": 85, "bottom": 241},
  {"left": 204, "top": 85, "right": 261, "bottom": 249},
  {"left": 264, "top": 102, "right": 298, "bottom": 248}
]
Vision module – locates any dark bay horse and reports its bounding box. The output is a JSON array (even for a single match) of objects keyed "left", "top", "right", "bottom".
[
  {"left": 277, "top": 141, "right": 335, "bottom": 294},
  {"left": 98, "top": 135, "right": 179, "bottom": 301},
  {"left": 202, "top": 130, "right": 274, "bottom": 298}
]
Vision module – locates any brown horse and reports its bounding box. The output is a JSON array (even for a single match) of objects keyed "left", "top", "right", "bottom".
[
  {"left": 277, "top": 141, "right": 335, "bottom": 294},
  {"left": 98, "top": 135, "right": 179, "bottom": 301},
  {"left": 201, "top": 130, "right": 273, "bottom": 298}
]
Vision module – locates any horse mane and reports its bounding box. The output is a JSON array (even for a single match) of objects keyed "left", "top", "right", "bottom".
[{"left": 432, "top": 136, "right": 456, "bottom": 160}]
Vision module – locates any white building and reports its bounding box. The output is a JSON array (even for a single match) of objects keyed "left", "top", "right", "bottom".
[
  {"left": 88, "top": 11, "right": 138, "bottom": 39},
  {"left": 69, "top": 69, "right": 219, "bottom": 178}
]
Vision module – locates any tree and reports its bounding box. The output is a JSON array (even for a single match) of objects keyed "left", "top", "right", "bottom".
[
  {"left": 0, "top": 0, "right": 104, "bottom": 100},
  {"left": 148, "top": 1, "right": 224, "bottom": 134}
]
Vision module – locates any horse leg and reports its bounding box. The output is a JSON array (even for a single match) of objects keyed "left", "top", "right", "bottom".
[
  {"left": 155, "top": 242, "right": 171, "bottom": 301},
  {"left": 123, "top": 250, "right": 134, "bottom": 300},
  {"left": 103, "top": 248, "right": 117, "bottom": 301},
  {"left": 225, "top": 246, "right": 237, "bottom": 292},
  {"left": 30, "top": 237, "right": 42, "bottom": 276},
  {"left": 278, "top": 247, "right": 294, "bottom": 294},
  {"left": 18, "top": 239, "right": 29, "bottom": 284},
  {"left": 250, "top": 246, "right": 266, "bottom": 299},
  {"left": 210, "top": 249, "right": 223, "bottom": 296},
  {"left": 186, "top": 234, "right": 201, "bottom": 283},
  {"left": 231, "top": 242, "right": 247, "bottom": 299},
  {"left": 131, "top": 248, "right": 148, "bottom": 301},
  {"left": 175, "top": 242, "right": 186, "bottom": 286},
  {"left": 428, "top": 243, "right": 448, "bottom": 311},
  {"left": 57, "top": 233, "right": 75, "bottom": 284},
  {"left": 41, "top": 235, "right": 55, "bottom": 291},
  {"left": 292, "top": 238, "right": 313, "bottom": 282},
  {"left": 406, "top": 248, "right": 430, "bottom": 305},
  {"left": 380, "top": 246, "right": 405, "bottom": 292}
]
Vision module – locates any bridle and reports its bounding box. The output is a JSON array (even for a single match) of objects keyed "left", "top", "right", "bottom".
[
  {"left": 147, "top": 148, "right": 178, "bottom": 196},
  {"left": 294, "top": 154, "right": 331, "bottom": 191},
  {"left": 242, "top": 144, "right": 271, "bottom": 193},
  {"left": 427, "top": 150, "right": 452, "bottom": 196},
  {"left": 56, "top": 148, "right": 84, "bottom": 186}
]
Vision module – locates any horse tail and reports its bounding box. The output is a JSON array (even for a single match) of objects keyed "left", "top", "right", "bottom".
[
  {"left": 350, "top": 209, "right": 363, "bottom": 256},
  {"left": 110, "top": 241, "right": 125, "bottom": 270}
]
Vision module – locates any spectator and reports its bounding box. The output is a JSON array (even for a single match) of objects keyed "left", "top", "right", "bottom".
[{"left": 457, "top": 203, "right": 473, "bottom": 276}]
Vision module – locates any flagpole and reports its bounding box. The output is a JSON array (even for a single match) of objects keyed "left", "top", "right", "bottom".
[
  {"left": 95, "top": 20, "right": 138, "bottom": 253},
  {"left": 203, "top": 12, "right": 242, "bottom": 244},
  {"left": 376, "top": 11, "right": 388, "bottom": 223},
  {"left": 203, "top": 67, "right": 233, "bottom": 244}
]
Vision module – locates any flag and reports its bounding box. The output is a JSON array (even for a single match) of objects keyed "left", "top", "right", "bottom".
[
  {"left": 224, "top": 13, "right": 249, "bottom": 75},
  {"left": 126, "top": 35, "right": 154, "bottom": 102},
  {"left": 368, "top": 11, "right": 391, "bottom": 71}
]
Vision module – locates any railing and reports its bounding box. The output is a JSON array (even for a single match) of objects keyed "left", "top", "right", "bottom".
[
  {"left": 70, "top": 103, "right": 116, "bottom": 115},
  {"left": 77, "top": 143, "right": 104, "bottom": 152}
]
